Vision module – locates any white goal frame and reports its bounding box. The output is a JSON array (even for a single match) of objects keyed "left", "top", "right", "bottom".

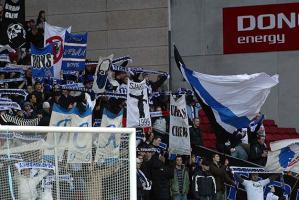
[{"left": 0, "top": 125, "right": 136, "bottom": 200}]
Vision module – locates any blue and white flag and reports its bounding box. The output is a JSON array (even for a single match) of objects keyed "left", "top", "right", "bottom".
[
  {"left": 45, "top": 96, "right": 93, "bottom": 163},
  {"left": 31, "top": 44, "right": 54, "bottom": 78},
  {"left": 95, "top": 108, "right": 123, "bottom": 163},
  {"left": 61, "top": 31, "right": 87, "bottom": 71},
  {"left": 266, "top": 139, "right": 299, "bottom": 174},
  {"left": 174, "top": 46, "right": 279, "bottom": 133}
]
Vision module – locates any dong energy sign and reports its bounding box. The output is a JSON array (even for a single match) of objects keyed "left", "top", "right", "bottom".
[{"left": 223, "top": 3, "right": 299, "bottom": 54}]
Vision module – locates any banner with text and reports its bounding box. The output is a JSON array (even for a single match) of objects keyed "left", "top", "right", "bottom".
[
  {"left": 61, "top": 31, "right": 87, "bottom": 72},
  {"left": 169, "top": 95, "right": 191, "bottom": 155},
  {"left": 126, "top": 79, "right": 151, "bottom": 128},
  {"left": 223, "top": 3, "right": 299, "bottom": 54},
  {"left": 31, "top": 44, "right": 54, "bottom": 78},
  {"left": 45, "top": 103, "right": 92, "bottom": 163},
  {"left": 1, "top": 0, "right": 26, "bottom": 48}
]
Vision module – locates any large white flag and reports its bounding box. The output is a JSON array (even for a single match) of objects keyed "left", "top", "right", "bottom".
[
  {"left": 174, "top": 46, "right": 279, "bottom": 133},
  {"left": 44, "top": 22, "right": 71, "bottom": 79},
  {"left": 265, "top": 139, "right": 299, "bottom": 174},
  {"left": 169, "top": 95, "right": 191, "bottom": 155},
  {"left": 126, "top": 79, "right": 151, "bottom": 128},
  {"left": 94, "top": 108, "right": 123, "bottom": 163}
]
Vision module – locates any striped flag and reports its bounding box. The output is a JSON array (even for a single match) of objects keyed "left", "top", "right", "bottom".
[
  {"left": 61, "top": 31, "right": 88, "bottom": 71},
  {"left": 174, "top": 45, "right": 279, "bottom": 133}
]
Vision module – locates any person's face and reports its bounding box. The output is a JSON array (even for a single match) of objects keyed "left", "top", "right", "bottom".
[
  {"left": 144, "top": 151, "right": 153, "bottom": 160},
  {"left": 251, "top": 173, "right": 259, "bottom": 181},
  {"left": 41, "top": 12, "right": 45, "bottom": 19},
  {"left": 0, "top": 74, "right": 5, "bottom": 80},
  {"left": 258, "top": 136, "right": 265, "bottom": 145},
  {"left": 176, "top": 157, "right": 183, "bottom": 167},
  {"left": 153, "top": 138, "right": 161, "bottom": 146},
  {"left": 35, "top": 83, "right": 42, "bottom": 91},
  {"left": 202, "top": 165, "right": 210, "bottom": 171},
  {"left": 24, "top": 105, "right": 31, "bottom": 111},
  {"left": 194, "top": 118, "right": 200, "bottom": 127},
  {"left": 27, "top": 86, "right": 33, "bottom": 93},
  {"left": 155, "top": 106, "right": 162, "bottom": 112},
  {"left": 191, "top": 155, "right": 196, "bottom": 163},
  {"left": 30, "top": 95, "right": 37, "bottom": 103},
  {"left": 213, "top": 154, "right": 220, "bottom": 163},
  {"left": 271, "top": 186, "right": 275, "bottom": 193}
]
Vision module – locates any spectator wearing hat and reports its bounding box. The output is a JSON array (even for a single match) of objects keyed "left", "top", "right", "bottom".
[
  {"left": 170, "top": 155, "right": 190, "bottom": 200},
  {"left": 209, "top": 154, "right": 235, "bottom": 200},
  {"left": 23, "top": 102, "right": 36, "bottom": 119},
  {"left": 192, "top": 159, "right": 216, "bottom": 200},
  {"left": 37, "top": 102, "right": 51, "bottom": 126}
]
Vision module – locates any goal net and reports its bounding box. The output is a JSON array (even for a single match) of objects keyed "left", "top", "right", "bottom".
[{"left": 0, "top": 126, "right": 136, "bottom": 200}]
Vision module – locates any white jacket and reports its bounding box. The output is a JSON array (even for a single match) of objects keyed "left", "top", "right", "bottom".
[{"left": 16, "top": 170, "right": 49, "bottom": 200}]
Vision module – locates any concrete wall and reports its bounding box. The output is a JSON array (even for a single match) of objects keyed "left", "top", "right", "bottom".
[
  {"left": 170, "top": 0, "right": 299, "bottom": 130},
  {"left": 25, "top": 0, "right": 169, "bottom": 72}
]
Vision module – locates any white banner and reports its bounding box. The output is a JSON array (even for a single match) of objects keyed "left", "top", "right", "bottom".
[
  {"left": 95, "top": 108, "right": 123, "bottom": 163},
  {"left": 44, "top": 22, "right": 71, "bottom": 79},
  {"left": 92, "top": 55, "right": 113, "bottom": 93},
  {"left": 67, "top": 107, "right": 93, "bottom": 164},
  {"left": 44, "top": 102, "right": 93, "bottom": 163},
  {"left": 265, "top": 139, "right": 299, "bottom": 174},
  {"left": 126, "top": 79, "right": 151, "bottom": 128},
  {"left": 169, "top": 95, "right": 191, "bottom": 155}
]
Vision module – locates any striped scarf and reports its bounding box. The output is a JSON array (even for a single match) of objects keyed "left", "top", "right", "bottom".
[{"left": 0, "top": 113, "right": 40, "bottom": 126}]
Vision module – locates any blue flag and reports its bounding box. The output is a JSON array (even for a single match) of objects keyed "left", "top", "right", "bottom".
[
  {"left": 61, "top": 31, "right": 87, "bottom": 71},
  {"left": 31, "top": 44, "right": 54, "bottom": 78}
]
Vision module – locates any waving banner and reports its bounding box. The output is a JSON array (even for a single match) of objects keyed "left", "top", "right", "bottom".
[
  {"left": 126, "top": 79, "right": 151, "bottom": 128},
  {"left": 95, "top": 108, "right": 123, "bottom": 163},
  {"left": 44, "top": 22, "right": 71, "bottom": 79},
  {"left": 265, "top": 139, "right": 299, "bottom": 174},
  {"left": 1, "top": 0, "right": 26, "bottom": 48},
  {"left": 31, "top": 44, "right": 54, "bottom": 78},
  {"left": 45, "top": 101, "right": 93, "bottom": 163},
  {"left": 174, "top": 45, "right": 279, "bottom": 134},
  {"left": 169, "top": 95, "right": 191, "bottom": 155},
  {"left": 92, "top": 55, "right": 113, "bottom": 93},
  {"left": 61, "top": 31, "right": 87, "bottom": 71}
]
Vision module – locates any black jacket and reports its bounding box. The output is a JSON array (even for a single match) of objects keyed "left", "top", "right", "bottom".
[
  {"left": 249, "top": 142, "right": 267, "bottom": 166},
  {"left": 148, "top": 156, "right": 174, "bottom": 200},
  {"left": 192, "top": 169, "right": 216, "bottom": 199}
]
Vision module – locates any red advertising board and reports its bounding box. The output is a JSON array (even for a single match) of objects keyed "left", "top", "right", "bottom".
[{"left": 223, "top": 3, "right": 299, "bottom": 54}]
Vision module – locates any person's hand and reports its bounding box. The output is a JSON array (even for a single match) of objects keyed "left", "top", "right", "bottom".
[
  {"left": 159, "top": 154, "right": 165, "bottom": 163},
  {"left": 224, "top": 158, "right": 229, "bottom": 166},
  {"left": 262, "top": 151, "right": 268, "bottom": 157},
  {"left": 230, "top": 148, "right": 236, "bottom": 153}
]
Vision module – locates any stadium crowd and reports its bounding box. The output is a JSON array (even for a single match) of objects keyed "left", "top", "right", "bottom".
[{"left": 0, "top": 9, "right": 288, "bottom": 200}]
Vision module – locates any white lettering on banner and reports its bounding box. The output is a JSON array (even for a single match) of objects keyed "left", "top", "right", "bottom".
[
  {"left": 237, "top": 34, "right": 285, "bottom": 44},
  {"left": 169, "top": 95, "right": 191, "bottom": 155},
  {"left": 237, "top": 13, "right": 298, "bottom": 31},
  {"left": 126, "top": 79, "right": 151, "bottom": 128}
]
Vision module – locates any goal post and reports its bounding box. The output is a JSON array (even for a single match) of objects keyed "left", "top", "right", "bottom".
[{"left": 0, "top": 125, "right": 136, "bottom": 200}]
